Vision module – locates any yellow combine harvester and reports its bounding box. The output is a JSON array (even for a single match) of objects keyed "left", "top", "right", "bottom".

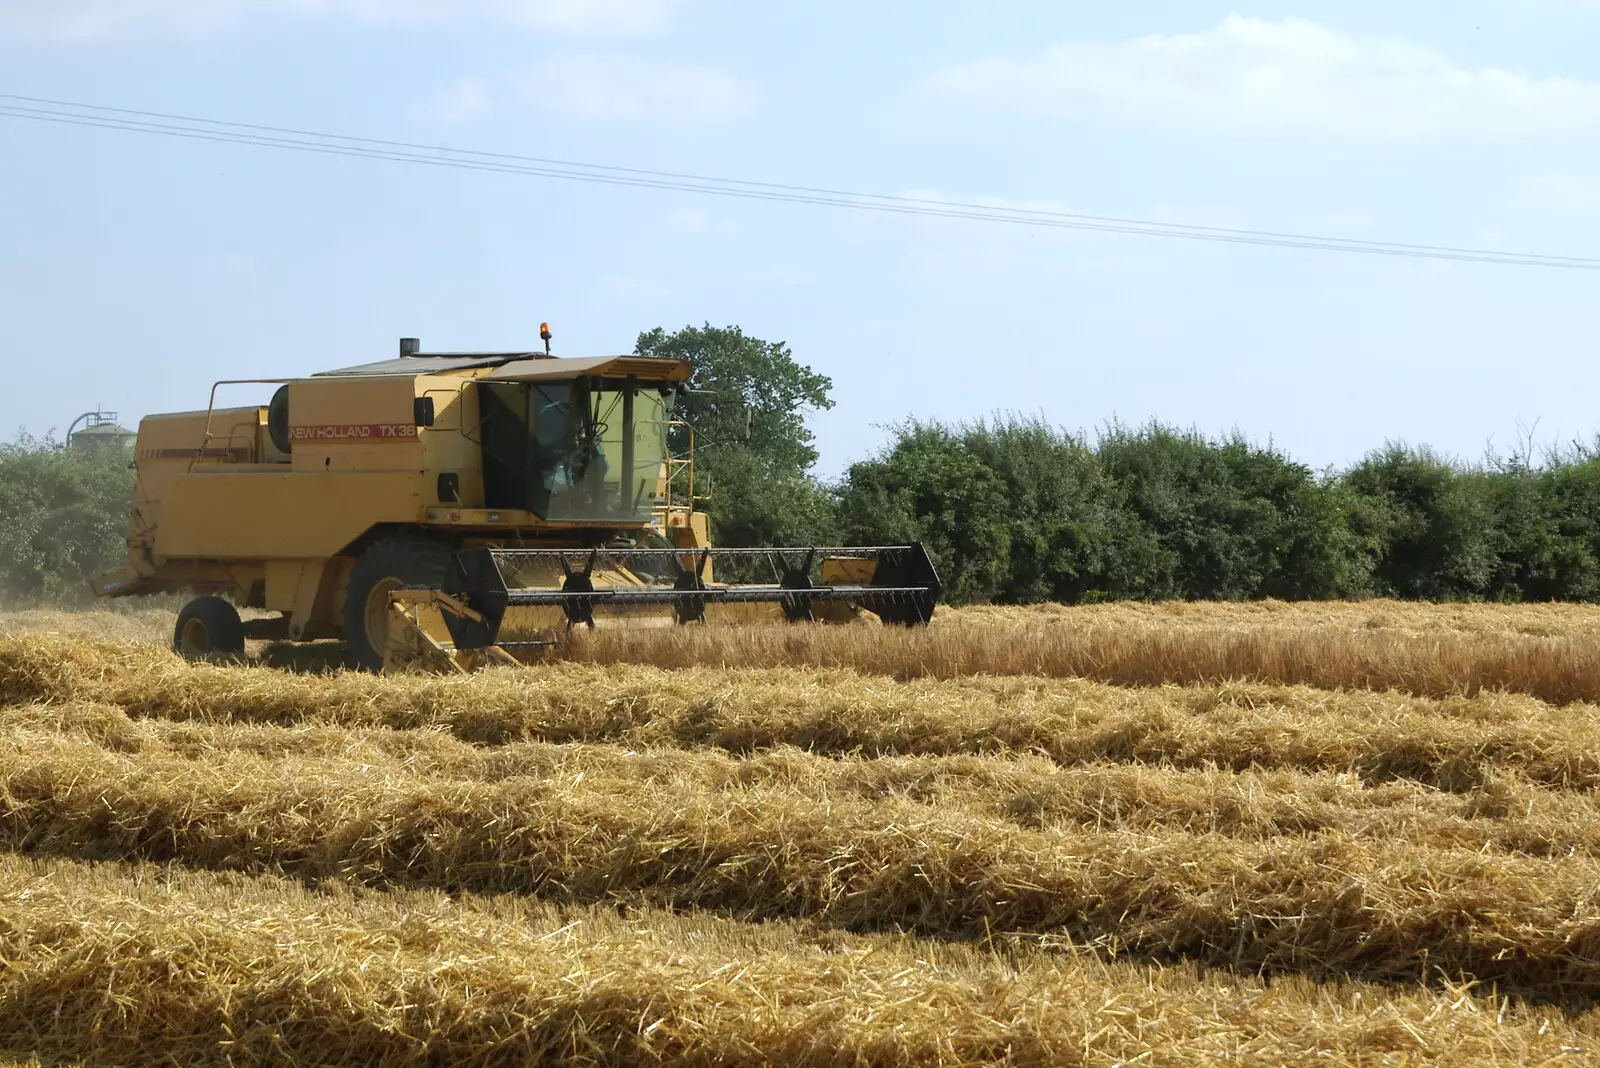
[{"left": 94, "top": 336, "right": 940, "bottom": 670}]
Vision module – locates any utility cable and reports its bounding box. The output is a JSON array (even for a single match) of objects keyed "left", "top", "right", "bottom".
[{"left": 2, "top": 92, "right": 1595, "bottom": 271}]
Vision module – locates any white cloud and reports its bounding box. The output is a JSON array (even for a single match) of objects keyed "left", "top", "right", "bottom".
[
  {"left": 415, "top": 78, "right": 492, "bottom": 124},
  {"left": 526, "top": 54, "right": 756, "bottom": 123},
  {"left": 925, "top": 15, "right": 1600, "bottom": 137},
  {"left": 0, "top": 0, "right": 684, "bottom": 39}
]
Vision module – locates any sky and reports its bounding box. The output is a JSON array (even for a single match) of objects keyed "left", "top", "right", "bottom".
[{"left": 2, "top": 0, "right": 1599, "bottom": 477}]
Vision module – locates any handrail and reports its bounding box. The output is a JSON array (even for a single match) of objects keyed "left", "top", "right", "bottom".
[
  {"left": 665, "top": 419, "right": 704, "bottom": 506},
  {"left": 655, "top": 420, "right": 706, "bottom": 528},
  {"left": 191, "top": 378, "right": 295, "bottom": 473}
]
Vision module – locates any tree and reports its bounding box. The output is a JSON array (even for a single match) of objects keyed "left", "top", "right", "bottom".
[
  {"left": 635, "top": 324, "right": 834, "bottom": 471},
  {"left": 955, "top": 418, "right": 1166, "bottom": 603},
  {"left": 696, "top": 449, "right": 840, "bottom": 549},
  {"left": 839, "top": 418, "right": 1366, "bottom": 606},
  {"left": 838, "top": 422, "right": 1012, "bottom": 603},
  {"left": 0, "top": 433, "right": 134, "bottom": 605},
  {"left": 1344, "top": 444, "right": 1498, "bottom": 599},
  {"left": 1528, "top": 446, "right": 1600, "bottom": 600},
  {"left": 635, "top": 324, "right": 837, "bottom": 546},
  {"left": 1096, "top": 424, "right": 1364, "bottom": 601}
]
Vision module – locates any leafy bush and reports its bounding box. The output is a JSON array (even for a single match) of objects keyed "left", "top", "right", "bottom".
[
  {"left": 0, "top": 434, "right": 133, "bottom": 606},
  {"left": 1096, "top": 425, "right": 1360, "bottom": 601},
  {"left": 840, "top": 419, "right": 1368, "bottom": 605},
  {"left": 837, "top": 422, "right": 1013, "bottom": 603}
]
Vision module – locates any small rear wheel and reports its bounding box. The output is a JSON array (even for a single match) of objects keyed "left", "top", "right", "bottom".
[
  {"left": 343, "top": 536, "right": 454, "bottom": 672},
  {"left": 174, "top": 596, "right": 245, "bottom": 661}
]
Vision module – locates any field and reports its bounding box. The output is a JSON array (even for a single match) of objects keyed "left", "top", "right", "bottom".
[{"left": 6, "top": 601, "right": 1600, "bottom": 1064}]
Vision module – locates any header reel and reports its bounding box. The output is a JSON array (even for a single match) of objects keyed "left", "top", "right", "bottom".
[{"left": 383, "top": 544, "right": 941, "bottom": 672}]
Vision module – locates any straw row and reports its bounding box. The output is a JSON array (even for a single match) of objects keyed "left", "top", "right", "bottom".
[
  {"left": 12, "top": 604, "right": 1600, "bottom": 699},
  {"left": 11, "top": 734, "right": 1600, "bottom": 999},
  {"left": 12, "top": 703, "right": 1600, "bottom": 858},
  {"left": 15, "top": 597, "right": 1600, "bottom": 645},
  {"left": 5, "top": 637, "right": 1598, "bottom": 792},
  {"left": 8, "top": 607, "right": 1600, "bottom": 1063},
  {"left": 7, "top": 853, "right": 1595, "bottom": 1066},
  {"left": 944, "top": 598, "right": 1600, "bottom": 637},
  {"left": 554, "top": 621, "right": 1600, "bottom": 704}
]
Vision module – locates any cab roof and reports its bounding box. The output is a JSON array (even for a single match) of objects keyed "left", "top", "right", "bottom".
[
  {"left": 316, "top": 352, "right": 690, "bottom": 382},
  {"left": 315, "top": 352, "right": 538, "bottom": 376},
  {"left": 485, "top": 356, "right": 690, "bottom": 383}
]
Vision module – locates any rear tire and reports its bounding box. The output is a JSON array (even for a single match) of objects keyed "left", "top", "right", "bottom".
[
  {"left": 343, "top": 536, "right": 454, "bottom": 672},
  {"left": 174, "top": 596, "right": 245, "bottom": 661}
]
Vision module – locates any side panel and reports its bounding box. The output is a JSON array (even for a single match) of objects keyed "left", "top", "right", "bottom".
[
  {"left": 154, "top": 471, "right": 426, "bottom": 559},
  {"left": 289, "top": 376, "right": 423, "bottom": 473},
  {"left": 132, "top": 407, "right": 267, "bottom": 549},
  {"left": 136, "top": 407, "right": 263, "bottom": 463}
]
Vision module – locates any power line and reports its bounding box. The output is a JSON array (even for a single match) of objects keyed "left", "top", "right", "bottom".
[
  {"left": 2, "top": 92, "right": 1596, "bottom": 271},
  {"left": 11, "top": 91, "right": 1590, "bottom": 267}
]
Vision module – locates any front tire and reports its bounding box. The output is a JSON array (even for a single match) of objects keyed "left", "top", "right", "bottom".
[
  {"left": 174, "top": 596, "right": 245, "bottom": 661},
  {"left": 343, "top": 537, "right": 454, "bottom": 672}
]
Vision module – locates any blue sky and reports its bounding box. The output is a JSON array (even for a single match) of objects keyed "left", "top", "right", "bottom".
[{"left": 2, "top": 1, "right": 1599, "bottom": 477}]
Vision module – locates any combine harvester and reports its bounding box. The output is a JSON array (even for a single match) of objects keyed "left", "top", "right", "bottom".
[{"left": 94, "top": 335, "right": 941, "bottom": 671}]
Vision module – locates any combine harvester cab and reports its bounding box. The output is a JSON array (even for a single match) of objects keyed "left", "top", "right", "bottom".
[{"left": 95, "top": 334, "right": 941, "bottom": 672}]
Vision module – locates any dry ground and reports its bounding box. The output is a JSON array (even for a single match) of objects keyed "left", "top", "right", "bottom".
[{"left": 6, "top": 600, "right": 1600, "bottom": 1064}]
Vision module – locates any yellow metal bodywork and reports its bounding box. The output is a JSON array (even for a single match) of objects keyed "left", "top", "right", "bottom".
[
  {"left": 158, "top": 472, "right": 425, "bottom": 559},
  {"left": 382, "top": 590, "right": 520, "bottom": 674},
  {"left": 102, "top": 354, "right": 706, "bottom": 643}
]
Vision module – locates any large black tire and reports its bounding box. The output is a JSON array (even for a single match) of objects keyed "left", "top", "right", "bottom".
[
  {"left": 343, "top": 537, "right": 454, "bottom": 671},
  {"left": 174, "top": 596, "right": 245, "bottom": 661}
]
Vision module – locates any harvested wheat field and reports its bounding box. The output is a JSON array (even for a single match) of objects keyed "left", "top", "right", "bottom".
[{"left": 7, "top": 603, "right": 1600, "bottom": 1065}]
